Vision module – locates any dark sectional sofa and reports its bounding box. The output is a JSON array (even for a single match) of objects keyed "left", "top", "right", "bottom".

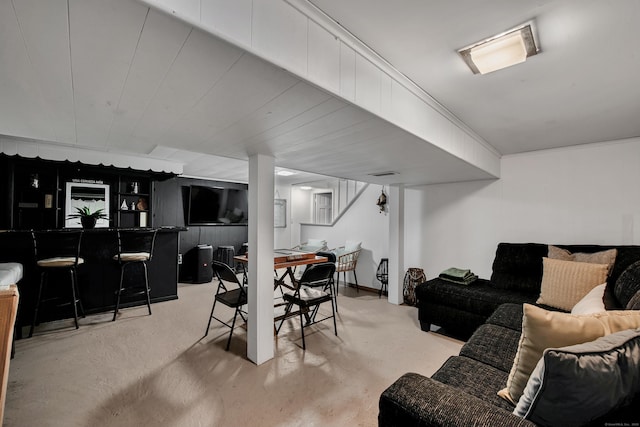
[
  {"left": 379, "top": 243, "right": 640, "bottom": 427},
  {"left": 416, "top": 243, "right": 640, "bottom": 338}
]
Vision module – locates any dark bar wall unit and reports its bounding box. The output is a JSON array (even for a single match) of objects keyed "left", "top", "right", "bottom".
[
  {"left": 0, "top": 155, "right": 249, "bottom": 329},
  {"left": 0, "top": 155, "right": 183, "bottom": 333},
  {"left": 0, "top": 154, "right": 174, "bottom": 230},
  {"left": 1, "top": 156, "right": 249, "bottom": 261},
  {"left": 0, "top": 228, "right": 181, "bottom": 334},
  {"left": 153, "top": 177, "right": 249, "bottom": 282}
]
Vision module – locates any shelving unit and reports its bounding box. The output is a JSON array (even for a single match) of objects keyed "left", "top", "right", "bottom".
[
  {"left": 1, "top": 155, "right": 168, "bottom": 230},
  {"left": 12, "top": 164, "right": 59, "bottom": 230},
  {"left": 116, "top": 178, "right": 152, "bottom": 228}
]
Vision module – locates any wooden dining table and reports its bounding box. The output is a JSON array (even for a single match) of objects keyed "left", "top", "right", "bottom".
[
  {"left": 234, "top": 249, "right": 329, "bottom": 289},
  {"left": 233, "top": 249, "right": 330, "bottom": 324}
]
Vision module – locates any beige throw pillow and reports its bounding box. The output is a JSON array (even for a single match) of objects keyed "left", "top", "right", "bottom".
[
  {"left": 497, "top": 304, "right": 640, "bottom": 405},
  {"left": 536, "top": 258, "right": 608, "bottom": 311},
  {"left": 547, "top": 245, "right": 617, "bottom": 275}
]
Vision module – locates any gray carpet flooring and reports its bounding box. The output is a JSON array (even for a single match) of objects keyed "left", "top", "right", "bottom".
[{"left": 5, "top": 282, "right": 462, "bottom": 427}]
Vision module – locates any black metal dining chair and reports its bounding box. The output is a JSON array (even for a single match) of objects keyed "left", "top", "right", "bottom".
[
  {"left": 276, "top": 262, "right": 337, "bottom": 350},
  {"left": 204, "top": 261, "right": 248, "bottom": 351},
  {"left": 316, "top": 251, "right": 338, "bottom": 311}
]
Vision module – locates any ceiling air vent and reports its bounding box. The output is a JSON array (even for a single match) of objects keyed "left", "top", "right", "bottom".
[{"left": 369, "top": 171, "right": 398, "bottom": 177}]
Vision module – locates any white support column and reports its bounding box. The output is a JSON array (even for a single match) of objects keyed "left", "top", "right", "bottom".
[
  {"left": 388, "top": 184, "right": 405, "bottom": 305},
  {"left": 247, "top": 154, "right": 275, "bottom": 364}
]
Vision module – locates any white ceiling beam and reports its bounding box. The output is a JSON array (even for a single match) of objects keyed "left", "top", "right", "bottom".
[{"left": 136, "top": 0, "right": 500, "bottom": 179}]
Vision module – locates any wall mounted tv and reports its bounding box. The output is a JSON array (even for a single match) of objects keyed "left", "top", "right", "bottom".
[{"left": 187, "top": 185, "right": 248, "bottom": 225}]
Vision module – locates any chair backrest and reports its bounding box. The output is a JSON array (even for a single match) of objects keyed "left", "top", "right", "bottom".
[
  {"left": 212, "top": 260, "right": 242, "bottom": 287},
  {"left": 376, "top": 258, "right": 388, "bottom": 280},
  {"left": 117, "top": 229, "right": 157, "bottom": 260},
  {"left": 344, "top": 240, "right": 362, "bottom": 253},
  {"left": 299, "top": 262, "right": 336, "bottom": 289},
  {"left": 337, "top": 248, "right": 361, "bottom": 272},
  {"left": 295, "top": 239, "right": 328, "bottom": 253},
  {"left": 316, "top": 251, "right": 337, "bottom": 263},
  {"left": 33, "top": 230, "right": 83, "bottom": 263}
]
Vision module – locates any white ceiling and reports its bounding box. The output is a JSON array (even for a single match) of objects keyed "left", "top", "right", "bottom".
[
  {"left": 310, "top": 0, "right": 640, "bottom": 154},
  {"left": 1, "top": 0, "right": 638, "bottom": 185}
]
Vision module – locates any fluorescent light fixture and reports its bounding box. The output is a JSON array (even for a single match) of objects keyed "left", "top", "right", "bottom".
[
  {"left": 368, "top": 171, "right": 398, "bottom": 177},
  {"left": 458, "top": 23, "right": 539, "bottom": 75},
  {"left": 299, "top": 186, "right": 312, "bottom": 190},
  {"left": 276, "top": 170, "right": 296, "bottom": 176}
]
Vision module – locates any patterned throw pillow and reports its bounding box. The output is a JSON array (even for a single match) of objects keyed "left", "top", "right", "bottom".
[
  {"left": 627, "top": 290, "right": 640, "bottom": 310},
  {"left": 614, "top": 260, "right": 640, "bottom": 308},
  {"left": 548, "top": 246, "right": 617, "bottom": 276}
]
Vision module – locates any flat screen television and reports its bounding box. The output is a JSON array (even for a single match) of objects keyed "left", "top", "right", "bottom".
[{"left": 187, "top": 185, "right": 248, "bottom": 225}]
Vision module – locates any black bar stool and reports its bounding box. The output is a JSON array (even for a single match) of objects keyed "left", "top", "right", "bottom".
[
  {"left": 112, "top": 229, "right": 157, "bottom": 321},
  {"left": 30, "top": 230, "right": 85, "bottom": 337}
]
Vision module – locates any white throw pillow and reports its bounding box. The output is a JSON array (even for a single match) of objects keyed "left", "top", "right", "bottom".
[
  {"left": 345, "top": 240, "right": 361, "bottom": 252},
  {"left": 306, "top": 238, "right": 325, "bottom": 247},
  {"left": 571, "top": 283, "right": 607, "bottom": 315}
]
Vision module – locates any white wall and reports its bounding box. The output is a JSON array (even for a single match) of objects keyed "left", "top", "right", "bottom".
[
  {"left": 406, "top": 137, "right": 640, "bottom": 280},
  {"left": 274, "top": 183, "right": 293, "bottom": 249},
  {"left": 301, "top": 184, "right": 390, "bottom": 290}
]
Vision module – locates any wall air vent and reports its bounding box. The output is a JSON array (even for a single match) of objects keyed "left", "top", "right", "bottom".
[{"left": 369, "top": 171, "right": 398, "bottom": 177}]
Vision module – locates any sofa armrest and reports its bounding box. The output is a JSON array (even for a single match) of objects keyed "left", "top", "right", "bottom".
[
  {"left": 0, "top": 285, "right": 19, "bottom": 425},
  {"left": 379, "top": 373, "right": 536, "bottom": 427}
]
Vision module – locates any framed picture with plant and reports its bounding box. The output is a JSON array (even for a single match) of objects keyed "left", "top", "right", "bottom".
[{"left": 64, "top": 182, "right": 110, "bottom": 228}]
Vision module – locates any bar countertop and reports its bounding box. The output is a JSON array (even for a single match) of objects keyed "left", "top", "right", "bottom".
[{"left": 0, "top": 226, "right": 186, "bottom": 233}]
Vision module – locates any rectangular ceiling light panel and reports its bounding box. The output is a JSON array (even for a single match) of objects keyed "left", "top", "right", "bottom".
[{"left": 458, "top": 23, "right": 539, "bottom": 75}]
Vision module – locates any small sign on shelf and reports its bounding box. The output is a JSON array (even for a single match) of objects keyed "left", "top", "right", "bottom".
[{"left": 139, "top": 212, "right": 148, "bottom": 227}]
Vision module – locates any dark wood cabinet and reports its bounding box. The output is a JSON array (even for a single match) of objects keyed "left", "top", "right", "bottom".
[
  {"left": 116, "top": 177, "right": 152, "bottom": 228},
  {"left": 1, "top": 155, "right": 171, "bottom": 230},
  {"left": 12, "top": 162, "right": 59, "bottom": 230}
]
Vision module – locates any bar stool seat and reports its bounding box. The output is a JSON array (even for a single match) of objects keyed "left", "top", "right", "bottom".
[
  {"left": 37, "top": 257, "right": 85, "bottom": 268},
  {"left": 113, "top": 252, "right": 150, "bottom": 262}
]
